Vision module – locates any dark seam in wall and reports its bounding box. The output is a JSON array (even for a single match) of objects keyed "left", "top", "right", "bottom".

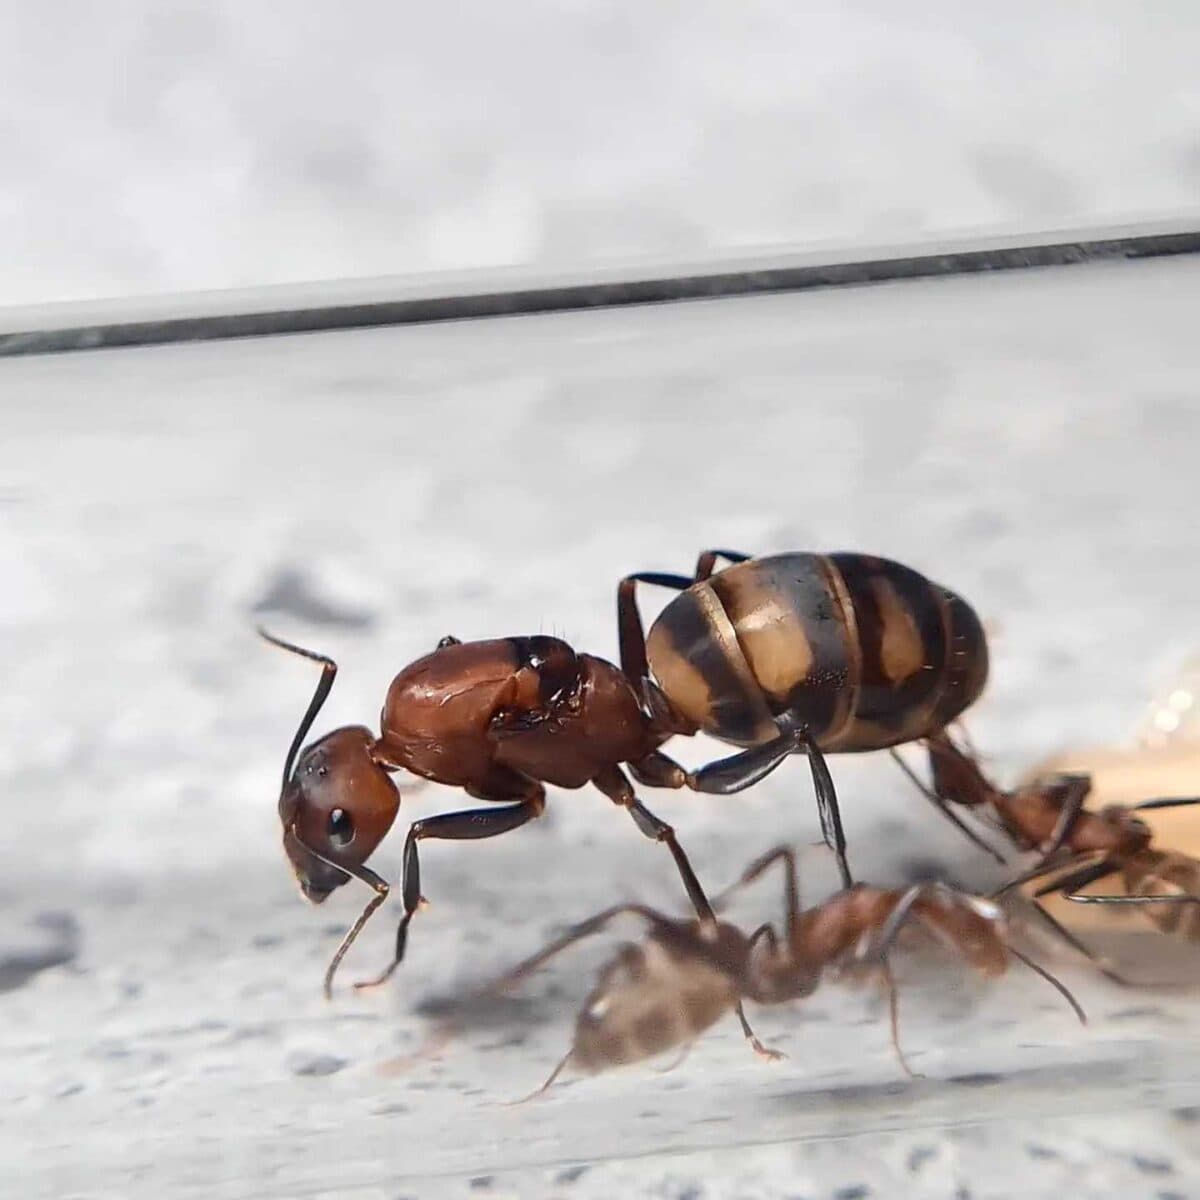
[{"left": 3, "top": 229, "right": 1199, "bottom": 358}]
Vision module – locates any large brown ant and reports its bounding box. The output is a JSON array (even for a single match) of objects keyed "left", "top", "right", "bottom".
[
  {"left": 895, "top": 730, "right": 1200, "bottom": 958},
  {"left": 426, "top": 845, "right": 1083, "bottom": 1098},
  {"left": 263, "top": 627, "right": 792, "bottom": 1007},
  {"left": 616, "top": 550, "right": 991, "bottom": 884},
  {"left": 260, "top": 547, "right": 989, "bottom": 999}
]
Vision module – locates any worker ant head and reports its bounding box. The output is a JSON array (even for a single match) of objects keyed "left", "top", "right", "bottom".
[{"left": 260, "top": 629, "right": 400, "bottom": 903}]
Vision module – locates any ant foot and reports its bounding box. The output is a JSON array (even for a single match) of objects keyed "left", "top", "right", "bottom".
[{"left": 751, "top": 1038, "right": 786, "bottom": 1063}]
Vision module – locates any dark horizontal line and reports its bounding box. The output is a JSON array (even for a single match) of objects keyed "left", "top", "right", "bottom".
[{"left": 4, "top": 228, "right": 1200, "bottom": 358}]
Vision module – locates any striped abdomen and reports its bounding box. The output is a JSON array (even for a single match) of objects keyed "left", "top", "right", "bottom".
[
  {"left": 1123, "top": 851, "right": 1200, "bottom": 941},
  {"left": 644, "top": 552, "right": 988, "bottom": 752}
]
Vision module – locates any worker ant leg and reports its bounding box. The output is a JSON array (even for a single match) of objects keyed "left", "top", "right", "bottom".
[
  {"left": 489, "top": 904, "right": 679, "bottom": 994},
  {"left": 686, "top": 723, "right": 853, "bottom": 889},
  {"left": 1056, "top": 797, "right": 1200, "bottom": 906},
  {"left": 1026, "top": 774, "right": 1093, "bottom": 871},
  {"left": 350, "top": 768, "right": 546, "bottom": 993},
  {"left": 888, "top": 747, "right": 1008, "bottom": 864},
  {"left": 591, "top": 764, "right": 718, "bottom": 932},
  {"left": 881, "top": 962, "right": 917, "bottom": 1079},
  {"left": 867, "top": 884, "right": 1086, "bottom": 1028},
  {"left": 1022, "top": 895, "right": 1135, "bottom": 987},
  {"left": 735, "top": 1000, "right": 784, "bottom": 1062},
  {"left": 712, "top": 845, "right": 802, "bottom": 942},
  {"left": 616, "top": 571, "right": 694, "bottom": 696}
]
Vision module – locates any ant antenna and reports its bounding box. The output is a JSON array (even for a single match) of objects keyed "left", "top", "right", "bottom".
[
  {"left": 505, "top": 1048, "right": 574, "bottom": 1105},
  {"left": 1008, "top": 945, "right": 1087, "bottom": 1025},
  {"left": 258, "top": 627, "right": 338, "bottom": 793}
]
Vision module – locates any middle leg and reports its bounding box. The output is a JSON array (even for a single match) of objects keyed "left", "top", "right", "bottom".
[
  {"left": 591, "top": 763, "right": 719, "bottom": 931},
  {"left": 683, "top": 722, "right": 853, "bottom": 889}
]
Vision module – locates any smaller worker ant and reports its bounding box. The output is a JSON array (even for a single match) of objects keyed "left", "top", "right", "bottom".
[
  {"left": 417, "top": 845, "right": 1083, "bottom": 1098},
  {"left": 894, "top": 730, "right": 1200, "bottom": 959}
]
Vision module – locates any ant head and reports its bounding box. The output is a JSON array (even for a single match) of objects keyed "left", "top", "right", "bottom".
[
  {"left": 745, "top": 930, "right": 818, "bottom": 1004},
  {"left": 261, "top": 629, "right": 400, "bottom": 904},
  {"left": 1097, "top": 804, "right": 1152, "bottom": 846},
  {"left": 279, "top": 726, "right": 400, "bottom": 902}
]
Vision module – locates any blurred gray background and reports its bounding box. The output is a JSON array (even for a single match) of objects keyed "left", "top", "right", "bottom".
[
  {"left": 2, "top": 2, "right": 1199, "bottom": 306},
  {"left": 3, "top": 6, "right": 1200, "bottom": 1200}
]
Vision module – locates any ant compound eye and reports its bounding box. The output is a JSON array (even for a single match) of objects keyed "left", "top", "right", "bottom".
[{"left": 327, "top": 808, "right": 355, "bottom": 848}]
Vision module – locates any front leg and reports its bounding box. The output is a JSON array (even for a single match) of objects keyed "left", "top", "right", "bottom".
[{"left": 348, "top": 766, "right": 546, "bottom": 993}]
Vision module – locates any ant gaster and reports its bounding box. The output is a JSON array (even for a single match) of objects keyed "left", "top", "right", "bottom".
[
  {"left": 449, "top": 845, "right": 1082, "bottom": 1098},
  {"left": 617, "top": 550, "right": 990, "bottom": 886}
]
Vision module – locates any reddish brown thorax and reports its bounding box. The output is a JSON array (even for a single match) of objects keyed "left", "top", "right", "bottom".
[{"left": 374, "top": 636, "right": 655, "bottom": 789}]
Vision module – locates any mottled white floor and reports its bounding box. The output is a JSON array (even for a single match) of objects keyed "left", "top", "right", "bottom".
[
  {"left": 3, "top": 4, "right": 1200, "bottom": 306},
  {"left": 3, "top": 257, "right": 1200, "bottom": 1197}
]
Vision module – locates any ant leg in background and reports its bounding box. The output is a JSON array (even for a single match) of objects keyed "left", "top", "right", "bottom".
[
  {"left": 888, "top": 747, "right": 1007, "bottom": 863},
  {"left": 685, "top": 723, "right": 853, "bottom": 890},
  {"left": 712, "top": 844, "right": 802, "bottom": 942}
]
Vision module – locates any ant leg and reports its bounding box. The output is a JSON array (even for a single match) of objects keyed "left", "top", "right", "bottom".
[
  {"left": 735, "top": 1001, "right": 784, "bottom": 1062},
  {"left": 506, "top": 1047, "right": 575, "bottom": 1106},
  {"left": 628, "top": 749, "right": 688, "bottom": 789},
  {"left": 712, "top": 846, "right": 802, "bottom": 940},
  {"left": 351, "top": 771, "right": 546, "bottom": 993},
  {"left": 389, "top": 903, "right": 679, "bottom": 1077},
  {"left": 685, "top": 725, "right": 853, "bottom": 890},
  {"left": 1131, "top": 796, "right": 1200, "bottom": 812},
  {"left": 653, "top": 1042, "right": 695, "bottom": 1074},
  {"left": 1032, "top": 858, "right": 1121, "bottom": 901},
  {"left": 888, "top": 748, "right": 1007, "bottom": 864},
  {"left": 1026, "top": 775, "right": 1093, "bottom": 874},
  {"left": 592, "top": 764, "right": 718, "bottom": 931},
  {"left": 863, "top": 885, "right": 929, "bottom": 961},
  {"left": 1063, "top": 890, "right": 1200, "bottom": 906},
  {"left": 486, "top": 904, "right": 677, "bottom": 995},
  {"left": 1008, "top": 946, "right": 1087, "bottom": 1025},
  {"left": 693, "top": 549, "right": 752, "bottom": 580},
  {"left": 881, "top": 962, "right": 918, "bottom": 1079},
  {"left": 616, "top": 554, "right": 748, "bottom": 711},
  {"left": 1023, "top": 897, "right": 1134, "bottom": 987},
  {"left": 990, "top": 850, "right": 1093, "bottom": 898},
  {"left": 616, "top": 571, "right": 695, "bottom": 692}
]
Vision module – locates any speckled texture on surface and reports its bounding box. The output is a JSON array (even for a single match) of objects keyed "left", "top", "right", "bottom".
[
  {"left": 3, "top": 257, "right": 1200, "bottom": 1197},
  {"left": 3, "top": 5, "right": 1200, "bottom": 306}
]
